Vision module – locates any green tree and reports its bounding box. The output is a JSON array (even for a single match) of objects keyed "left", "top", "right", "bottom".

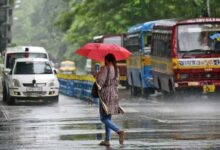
[
  {"left": 12, "top": 0, "right": 220, "bottom": 63},
  {"left": 12, "top": 0, "right": 69, "bottom": 62},
  {"left": 56, "top": 0, "right": 220, "bottom": 53}
]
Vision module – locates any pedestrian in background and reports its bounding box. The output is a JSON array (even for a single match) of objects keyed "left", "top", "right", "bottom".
[{"left": 95, "top": 53, "right": 125, "bottom": 147}]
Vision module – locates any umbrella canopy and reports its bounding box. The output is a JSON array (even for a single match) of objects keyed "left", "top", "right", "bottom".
[{"left": 75, "top": 43, "right": 131, "bottom": 61}]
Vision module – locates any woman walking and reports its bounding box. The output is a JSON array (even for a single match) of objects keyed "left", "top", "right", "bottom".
[{"left": 95, "top": 53, "right": 125, "bottom": 146}]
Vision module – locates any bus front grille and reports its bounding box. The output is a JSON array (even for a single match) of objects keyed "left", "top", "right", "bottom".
[{"left": 191, "top": 72, "right": 220, "bottom": 80}]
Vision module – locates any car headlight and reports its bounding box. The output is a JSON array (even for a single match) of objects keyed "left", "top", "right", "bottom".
[{"left": 13, "top": 79, "right": 21, "bottom": 87}]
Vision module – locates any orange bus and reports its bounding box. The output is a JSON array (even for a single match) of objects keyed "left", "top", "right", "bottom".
[{"left": 151, "top": 18, "right": 220, "bottom": 96}]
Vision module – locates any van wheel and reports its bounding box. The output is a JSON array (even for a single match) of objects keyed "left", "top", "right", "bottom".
[
  {"left": 143, "top": 88, "right": 155, "bottom": 98},
  {"left": 52, "top": 96, "right": 59, "bottom": 103}
]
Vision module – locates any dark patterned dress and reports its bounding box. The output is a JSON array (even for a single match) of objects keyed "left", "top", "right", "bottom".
[{"left": 96, "top": 65, "right": 120, "bottom": 115}]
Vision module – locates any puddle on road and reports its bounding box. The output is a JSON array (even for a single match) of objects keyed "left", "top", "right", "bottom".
[
  {"left": 58, "top": 114, "right": 220, "bottom": 144},
  {"left": 1, "top": 93, "right": 220, "bottom": 149},
  {"left": 60, "top": 133, "right": 103, "bottom": 141}
]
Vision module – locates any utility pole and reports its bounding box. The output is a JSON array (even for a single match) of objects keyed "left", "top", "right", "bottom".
[
  {"left": 206, "top": 0, "right": 210, "bottom": 17},
  {"left": 0, "top": 0, "right": 13, "bottom": 52}
]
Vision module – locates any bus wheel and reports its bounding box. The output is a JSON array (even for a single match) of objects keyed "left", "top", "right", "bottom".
[
  {"left": 130, "top": 86, "right": 135, "bottom": 96},
  {"left": 130, "top": 86, "right": 140, "bottom": 96},
  {"left": 125, "top": 82, "right": 130, "bottom": 89},
  {"left": 164, "top": 81, "right": 175, "bottom": 100},
  {"left": 157, "top": 79, "right": 162, "bottom": 92},
  {"left": 143, "top": 88, "right": 155, "bottom": 98},
  {"left": 169, "top": 81, "right": 175, "bottom": 95}
]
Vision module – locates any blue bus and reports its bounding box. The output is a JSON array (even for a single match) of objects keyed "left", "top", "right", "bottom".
[{"left": 124, "top": 20, "right": 168, "bottom": 96}]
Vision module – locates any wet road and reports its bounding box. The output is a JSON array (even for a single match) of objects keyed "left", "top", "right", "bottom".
[{"left": 0, "top": 90, "right": 220, "bottom": 149}]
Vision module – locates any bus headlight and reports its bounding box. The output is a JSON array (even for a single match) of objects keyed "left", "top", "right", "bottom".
[
  {"left": 13, "top": 79, "right": 21, "bottom": 87},
  {"left": 179, "top": 73, "right": 189, "bottom": 79}
]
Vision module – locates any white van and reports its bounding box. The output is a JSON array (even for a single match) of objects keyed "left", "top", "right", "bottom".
[
  {"left": 4, "top": 46, "right": 49, "bottom": 69},
  {"left": 2, "top": 46, "right": 50, "bottom": 104},
  {"left": 4, "top": 58, "right": 59, "bottom": 104}
]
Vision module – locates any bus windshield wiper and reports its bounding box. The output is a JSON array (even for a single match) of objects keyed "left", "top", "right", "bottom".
[
  {"left": 179, "top": 49, "right": 207, "bottom": 54},
  {"left": 179, "top": 49, "right": 220, "bottom": 55},
  {"left": 187, "top": 49, "right": 207, "bottom": 53}
]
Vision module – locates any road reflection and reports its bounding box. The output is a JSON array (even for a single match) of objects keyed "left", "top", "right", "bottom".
[{"left": 0, "top": 93, "right": 220, "bottom": 149}]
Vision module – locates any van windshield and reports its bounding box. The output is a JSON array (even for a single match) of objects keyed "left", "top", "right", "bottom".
[
  {"left": 14, "top": 61, "right": 53, "bottom": 74},
  {"left": 6, "top": 53, "right": 48, "bottom": 69}
]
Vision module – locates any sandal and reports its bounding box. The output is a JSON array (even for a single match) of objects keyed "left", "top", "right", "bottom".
[
  {"left": 99, "top": 141, "right": 110, "bottom": 146},
  {"left": 118, "top": 130, "right": 125, "bottom": 145}
]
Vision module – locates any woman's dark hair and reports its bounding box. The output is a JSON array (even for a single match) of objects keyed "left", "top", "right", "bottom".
[{"left": 105, "top": 53, "right": 118, "bottom": 79}]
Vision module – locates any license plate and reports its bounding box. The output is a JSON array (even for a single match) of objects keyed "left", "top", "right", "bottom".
[
  {"left": 203, "top": 84, "right": 215, "bottom": 93},
  {"left": 26, "top": 93, "right": 40, "bottom": 97},
  {"left": 26, "top": 87, "right": 42, "bottom": 92}
]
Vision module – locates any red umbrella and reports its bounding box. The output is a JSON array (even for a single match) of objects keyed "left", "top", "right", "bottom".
[{"left": 75, "top": 43, "right": 131, "bottom": 61}]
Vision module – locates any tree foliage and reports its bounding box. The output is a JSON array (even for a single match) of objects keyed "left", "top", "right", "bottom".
[
  {"left": 12, "top": 0, "right": 68, "bottom": 62},
  {"left": 12, "top": 0, "right": 220, "bottom": 62},
  {"left": 56, "top": 0, "right": 220, "bottom": 51}
]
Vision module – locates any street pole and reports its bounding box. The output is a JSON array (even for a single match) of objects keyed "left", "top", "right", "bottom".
[
  {"left": 0, "top": 0, "right": 13, "bottom": 51},
  {"left": 206, "top": 0, "right": 210, "bottom": 17}
]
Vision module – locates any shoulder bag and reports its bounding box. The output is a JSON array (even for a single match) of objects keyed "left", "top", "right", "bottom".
[{"left": 91, "top": 82, "right": 99, "bottom": 98}]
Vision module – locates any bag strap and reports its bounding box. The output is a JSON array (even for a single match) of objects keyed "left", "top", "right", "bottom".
[
  {"left": 98, "top": 67, "right": 110, "bottom": 114},
  {"left": 103, "top": 66, "right": 110, "bottom": 87}
]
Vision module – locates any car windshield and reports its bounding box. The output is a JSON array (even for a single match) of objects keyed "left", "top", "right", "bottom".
[
  {"left": 178, "top": 24, "right": 220, "bottom": 54},
  {"left": 14, "top": 61, "right": 53, "bottom": 74}
]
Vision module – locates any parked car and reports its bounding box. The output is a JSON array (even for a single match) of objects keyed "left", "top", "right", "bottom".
[
  {"left": 4, "top": 58, "right": 59, "bottom": 105},
  {"left": 2, "top": 46, "right": 50, "bottom": 103}
]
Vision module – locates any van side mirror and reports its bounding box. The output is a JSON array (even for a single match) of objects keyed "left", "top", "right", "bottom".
[
  {"left": 4, "top": 68, "right": 11, "bottom": 74},
  {"left": 54, "top": 69, "right": 58, "bottom": 74}
]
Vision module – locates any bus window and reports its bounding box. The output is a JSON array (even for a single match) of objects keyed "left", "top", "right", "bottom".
[
  {"left": 143, "top": 32, "right": 151, "bottom": 47},
  {"left": 124, "top": 35, "right": 140, "bottom": 52},
  {"left": 152, "top": 32, "right": 171, "bottom": 58}
]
